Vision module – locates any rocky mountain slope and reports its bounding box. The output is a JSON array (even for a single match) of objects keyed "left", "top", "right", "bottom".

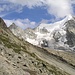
[
  {"left": 0, "top": 18, "right": 75, "bottom": 75},
  {"left": 9, "top": 15, "right": 75, "bottom": 51}
]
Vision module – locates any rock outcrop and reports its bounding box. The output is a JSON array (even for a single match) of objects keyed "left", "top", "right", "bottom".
[
  {"left": 65, "top": 19, "right": 75, "bottom": 48},
  {"left": 0, "top": 18, "right": 7, "bottom": 29}
]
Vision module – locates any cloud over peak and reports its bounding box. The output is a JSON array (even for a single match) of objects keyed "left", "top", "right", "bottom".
[
  {"left": 4, "top": 18, "right": 37, "bottom": 29},
  {"left": 45, "top": 0, "right": 73, "bottom": 18}
]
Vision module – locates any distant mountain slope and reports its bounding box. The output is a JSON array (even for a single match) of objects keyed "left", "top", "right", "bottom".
[
  {"left": 9, "top": 15, "right": 75, "bottom": 51},
  {"left": 0, "top": 17, "right": 75, "bottom": 75}
]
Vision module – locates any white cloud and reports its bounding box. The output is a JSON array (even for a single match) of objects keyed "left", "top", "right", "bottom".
[
  {"left": 0, "top": 2, "right": 23, "bottom": 14},
  {"left": 7, "top": 0, "right": 44, "bottom": 8},
  {"left": 45, "top": 0, "right": 73, "bottom": 18},
  {"left": 40, "top": 19, "right": 51, "bottom": 23},
  {"left": 0, "top": 0, "right": 75, "bottom": 19},
  {"left": 4, "top": 18, "right": 37, "bottom": 29},
  {"left": 5, "top": 0, "right": 74, "bottom": 19}
]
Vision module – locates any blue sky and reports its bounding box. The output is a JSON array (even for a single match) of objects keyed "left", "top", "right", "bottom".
[
  {"left": 0, "top": 0, "right": 75, "bottom": 29},
  {"left": 3, "top": 7, "right": 55, "bottom": 22}
]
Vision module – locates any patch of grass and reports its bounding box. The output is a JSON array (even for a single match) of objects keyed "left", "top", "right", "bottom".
[{"left": 0, "top": 34, "right": 23, "bottom": 53}]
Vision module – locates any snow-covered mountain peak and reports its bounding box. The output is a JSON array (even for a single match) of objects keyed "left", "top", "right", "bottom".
[
  {"left": 36, "top": 14, "right": 73, "bottom": 32},
  {"left": 9, "top": 23, "right": 23, "bottom": 31},
  {"left": 9, "top": 23, "right": 18, "bottom": 29},
  {"left": 9, "top": 15, "right": 75, "bottom": 51},
  {"left": 66, "top": 14, "right": 73, "bottom": 20}
]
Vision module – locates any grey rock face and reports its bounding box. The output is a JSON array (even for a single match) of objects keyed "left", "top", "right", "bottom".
[
  {"left": 47, "top": 17, "right": 75, "bottom": 50},
  {"left": 9, "top": 23, "right": 26, "bottom": 39},
  {"left": 9, "top": 23, "right": 18, "bottom": 29},
  {"left": 41, "top": 39, "right": 48, "bottom": 47},
  {"left": 24, "top": 28, "right": 37, "bottom": 39},
  {"left": 53, "top": 31, "right": 61, "bottom": 42},
  {"left": 0, "top": 17, "right": 7, "bottom": 29},
  {"left": 9, "top": 24, "right": 37, "bottom": 40},
  {"left": 65, "top": 19, "right": 75, "bottom": 47},
  {"left": 40, "top": 27, "right": 49, "bottom": 34}
]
